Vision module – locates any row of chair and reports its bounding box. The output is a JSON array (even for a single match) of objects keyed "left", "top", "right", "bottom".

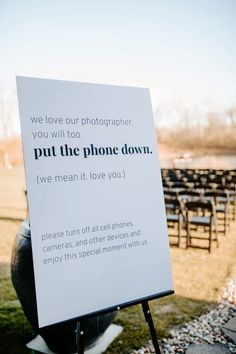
[
  {"left": 165, "top": 188, "right": 235, "bottom": 222},
  {"left": 162, "top": 168, "right": 236, "bottom": 178},
  {"left": 162, "top": 168, "right": 236, "bottom": 188},
  {"left": 163, "top": 169, "right": 236, "bottom": 253}
]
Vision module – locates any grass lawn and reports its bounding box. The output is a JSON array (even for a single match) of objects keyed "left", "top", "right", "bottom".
[{"left": 1, "top": 167, "right": 236, "bottom": 353}]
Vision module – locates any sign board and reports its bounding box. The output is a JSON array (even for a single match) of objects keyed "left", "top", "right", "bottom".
[{"left": 16, "top": 77, "right": 173, "bottom": 328}]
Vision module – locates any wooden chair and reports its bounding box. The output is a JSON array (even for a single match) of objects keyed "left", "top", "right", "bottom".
[
  {"left": 228, "top": 187, "right": 236, "bottom": 221},
  {"left": 185, "top": 200, "right": 218, "bottom": 253},
  {"left": 217, "top": 185, "right": 236, "bottom": 221},
  {"left": 165, "top": 198, "right": 184, "bottom": 247},
  {"left": 204, "top": 190, "right": 230, "bottom": 235}
]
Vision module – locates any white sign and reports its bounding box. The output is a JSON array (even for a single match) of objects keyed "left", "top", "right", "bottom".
[{"left": 16, "top": 77, "right": 173, "bottom": 327}]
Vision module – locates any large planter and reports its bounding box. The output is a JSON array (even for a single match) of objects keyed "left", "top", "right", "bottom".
[{"left": 11, "top": 218, "right": 116, "bottom": 353}]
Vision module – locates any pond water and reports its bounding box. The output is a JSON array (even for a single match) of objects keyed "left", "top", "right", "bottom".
[{"left": 160, "top": 154, "right": 236, "bottom": 170}]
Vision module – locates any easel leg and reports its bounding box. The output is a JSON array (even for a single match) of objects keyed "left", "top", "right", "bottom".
[
  {"left": 76, "top": 321, "right": 84, "bottom": 354},
  {"left": 142, "top": 301, "right": 161, "bottom": 354}
]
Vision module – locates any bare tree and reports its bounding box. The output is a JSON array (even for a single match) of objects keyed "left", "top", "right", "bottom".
[
  {"left": 226, "top": 107, "right": 236, "bottom": 127},
  {"left": 0, "top": 97, "right": 12, "bottom": 138},
  {"left": 0, "top": 85, "right": 19, "bottom": 139},
  {"left": 0, "top": 87, "right": 19, "bottom": 167}
]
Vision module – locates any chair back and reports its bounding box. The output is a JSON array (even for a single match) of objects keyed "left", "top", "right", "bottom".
[
  {"left": 185, "top": 200, "right": 214, "bottom": 214},
  {"left": 165, "top": 197, "right": 183, "bottom": 213},
  {"left": 205, "top": 190, "right": 229, "bottom": 204},
  {"left": 178, "top": 190, "right": 202, "bottom": 201}
]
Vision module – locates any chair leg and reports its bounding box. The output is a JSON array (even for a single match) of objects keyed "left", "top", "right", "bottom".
[
  {"left": 227, "top": 212, "right": 229, "bottom": 234},
  {"left": 178, "top": 216, "right": 182, "bottom": 248},
  {"left": 233, "top": 197, "right": 236, "bottom": 221},
  {"left": 209, "top": 222, "right": 212, "bottom": 253},
  {"left": 215, "top": 219, "right": 219, "bottom": 248},
  {"left": 224, "top": 213, "right": 226, "bottom": 235},
  {"left": 186, "top": 221, "right": 190, "bottom": 248}
]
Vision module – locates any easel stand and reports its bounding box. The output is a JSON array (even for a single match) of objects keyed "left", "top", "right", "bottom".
[
  {"left": 76, "top": 300, "right": 161, "bottom": 354},
  {"left": 76, "top": 321, "right": 84, "bottom": 354},
  {"left": 142, "top": 301, "right": 161, "bottom": 354}
]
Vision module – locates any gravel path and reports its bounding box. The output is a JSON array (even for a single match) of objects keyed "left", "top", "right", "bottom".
[{"left": 132, "top": 277, "right": 236, "bottom": 353}]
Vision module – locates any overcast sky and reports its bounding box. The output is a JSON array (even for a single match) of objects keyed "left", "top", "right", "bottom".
[{"left": 0, "top": 0, "right": 236, "bottom": 131}]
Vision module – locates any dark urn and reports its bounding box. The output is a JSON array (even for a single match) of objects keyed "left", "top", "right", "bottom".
[{"left": 11, "top": 218, "right": 116, "bottom": 353}]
